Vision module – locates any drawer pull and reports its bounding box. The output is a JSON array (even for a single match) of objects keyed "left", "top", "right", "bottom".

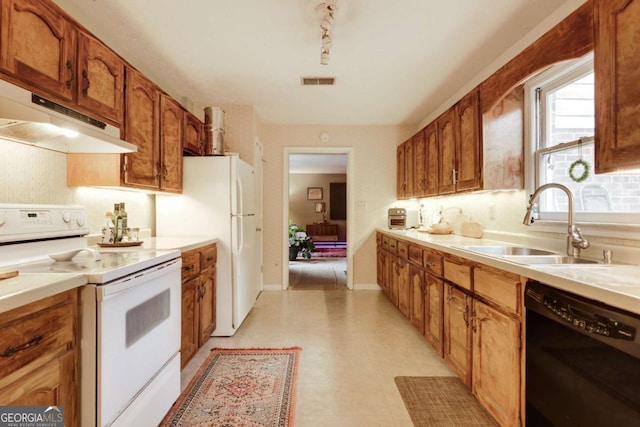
[
  {"left": 1, "top": 335, "right": 43, "bottom": 357},
  {"left": 206, "top": 257, "right": 214, "bottom": 262},
  {"left": 184, "top": 265, "right": 194, "bottom": 271}
]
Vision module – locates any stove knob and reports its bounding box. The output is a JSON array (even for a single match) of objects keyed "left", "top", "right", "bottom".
[
  {"left": 0, "top": 211, "right": 5, "bottom": 226},
  {"left": 76, "top": 216, "right": 86, "bottom": 227},
  {"left": 62, "top": 212, "right": 71, "bottom": 223}
]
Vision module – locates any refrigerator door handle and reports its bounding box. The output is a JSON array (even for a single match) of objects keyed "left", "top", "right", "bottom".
[
  {"left": 235, "top": 215, "right": 244, "bottom": 254},
  {"left": 236, "top": 176, "right": 243, "bottom": 216}
]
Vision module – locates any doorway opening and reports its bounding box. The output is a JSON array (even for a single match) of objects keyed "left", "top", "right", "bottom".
[{"left": 283, "top": 148, "right": 353, "bottom": 290}]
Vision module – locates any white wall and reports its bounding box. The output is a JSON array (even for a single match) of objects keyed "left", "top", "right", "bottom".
[
  {"left": 261, "top": 124, "right": 412, "bottom": 288},
  {"left": 0, "top": 140, "right": 154, "bottom": 235}
]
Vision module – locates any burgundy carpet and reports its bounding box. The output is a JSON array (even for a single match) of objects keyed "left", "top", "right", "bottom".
[{"left": 311, "top": 248, "right": 346, "bottom": 258}]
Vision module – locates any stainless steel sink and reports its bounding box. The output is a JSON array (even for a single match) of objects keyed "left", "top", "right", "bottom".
[
  {"left": 503, "top": 255, "right": 601, "bottom": 265},
  {"left": 456, "top": 245, "right": 610, "bottom": 265},
  {"left": 458, "top": 245, "right": 557, "bottom": 256}
]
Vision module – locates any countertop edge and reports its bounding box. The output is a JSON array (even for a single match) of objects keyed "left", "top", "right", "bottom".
[
  {"left": 139, "top": 237, "right": 218, "bottom": 252},
  {"left": 0, "top": 274, "right": 88, "bottom": 314}
]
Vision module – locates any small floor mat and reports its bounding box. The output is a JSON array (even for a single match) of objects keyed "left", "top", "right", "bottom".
[{"left": 394, "top": 376, "right": 498, "bottom": 427}]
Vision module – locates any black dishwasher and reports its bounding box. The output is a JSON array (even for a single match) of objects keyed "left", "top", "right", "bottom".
[{"left": 525, "top": 280, "right": 640, "bottom": 426}]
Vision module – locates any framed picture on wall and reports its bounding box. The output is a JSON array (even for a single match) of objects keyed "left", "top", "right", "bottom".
[
  {"left": 307, "top": 187, "right": 323, "bottom": 200},
  {"left": 315, "top": 202, "right": 326, "bottom": 213}
]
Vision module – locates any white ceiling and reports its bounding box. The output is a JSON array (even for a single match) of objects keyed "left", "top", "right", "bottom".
[{"left": 52, "top": 0, "right": 570, "bottom": 127}]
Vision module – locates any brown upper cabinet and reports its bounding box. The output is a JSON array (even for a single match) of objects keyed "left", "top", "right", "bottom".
[
  {"left": 124, "top": 71, "right": 183, "bottom": 192},
  {"left": 76, "top": 32, "right": 125, "bottom": 125},
  {"left": 183, "top": 111, "right": 205, "bottom": 156},
  {"left": 455, "top": 90, "right": 482, "bottom": 191},
  {"left": 0, "top": 0, "right": 125, "bottom": 126},
  {"left": 123, "top": 68, "right": 162, "bottom": 189},
  {"left": 424, "top": 122, "right": 439, "bottom": 196},
  {"left": 397, "top": 140, "right": 413, "bottom": 199},
  {"left": 0, "top": 0, "right": 76, "bottom": 101},
  {"left": 594, "top": 0, "right": 640, "bottom": 173},
  {"left": 437, "top": 107, "right": 457, "bottom": 195},
  {"left": 397, "top": 89, "right": 481, "bottom": 199},
  {"left": 412, "top": 130, "right": 427, "bottom": 197},
  {"left": 439, "top": 90, "right": 482, "bottom": 194},
  {"left": 68, "top": 73, "right": 184, "bottom": 192},
  {"left": 159, "top": 94, "right": 184, "bottom": 192},
  {"left": 413, "top": 125, "right": 438, "bottom": 197}
]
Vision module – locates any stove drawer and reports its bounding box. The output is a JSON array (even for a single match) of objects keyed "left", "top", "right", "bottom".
[{"left": 0, "top": 290, "right": 76, "bottom": 384}]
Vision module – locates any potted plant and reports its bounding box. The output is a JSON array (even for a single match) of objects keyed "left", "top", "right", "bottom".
[{"left": 288, "top": 223, "right": 315, "bottom": 260}]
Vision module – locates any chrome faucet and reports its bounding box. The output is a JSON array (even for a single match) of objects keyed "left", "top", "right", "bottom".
[{"left": 523, "top": 183, "right": 590, "bottom": 256}]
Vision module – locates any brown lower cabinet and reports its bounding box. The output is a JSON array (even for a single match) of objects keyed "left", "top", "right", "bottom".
[
  {"left": 408, "top": 264, "right": 425, "bottom": 335},
  {"left": 180, "top": 243, "right": 217, "bottom": 368},
  {"left": 0, "top": 289, "right": 79, "bottom": 427},
  {"left": 472, "top": 299, "right": 521, "bottom": 427},
  {"left": 424, "top": 273, "right": 444, "bottom": 357},
  {"left": 376, "top": 232, "right": 523, "bottom": 427},
  {"left": 443, "top": 284, "right": 472, "bottom": 386}
]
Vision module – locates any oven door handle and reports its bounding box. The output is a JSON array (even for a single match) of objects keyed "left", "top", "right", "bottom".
[{"left": 98, "top": 258, "right": 181, "bottom": 301}]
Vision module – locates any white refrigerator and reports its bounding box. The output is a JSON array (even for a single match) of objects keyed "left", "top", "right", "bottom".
[{"left": 156, "top": 155, "right": 259, "bottom": 336}]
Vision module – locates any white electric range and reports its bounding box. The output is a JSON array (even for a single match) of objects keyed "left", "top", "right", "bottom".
[{"left": 0, "top": 204, "right": 182, "bottom": 427}]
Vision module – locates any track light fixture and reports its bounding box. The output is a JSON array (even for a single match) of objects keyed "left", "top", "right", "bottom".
[{"left": 316, "top": 1, "right": 337, "bottom": 65}]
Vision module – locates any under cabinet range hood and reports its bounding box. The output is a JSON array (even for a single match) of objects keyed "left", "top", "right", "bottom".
[{"left": 0, "top": 79, "right": 136, "bottom": 153}]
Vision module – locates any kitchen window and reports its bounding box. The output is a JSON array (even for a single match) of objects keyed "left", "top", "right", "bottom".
[{"left": 525, "top": 54, "right": 640, "bottom": 230}]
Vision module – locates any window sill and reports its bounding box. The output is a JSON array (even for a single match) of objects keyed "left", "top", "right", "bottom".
[{"left": 528, "top": 220, "right": 640, "bottom": 242}]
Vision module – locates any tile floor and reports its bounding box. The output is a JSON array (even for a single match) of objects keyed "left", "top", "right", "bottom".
[
  {"left": 180, "top": 288, "right": 455, "bottom": 426},
  {"left": 288, "top": 258, "right": 348, "bottom": 290}
]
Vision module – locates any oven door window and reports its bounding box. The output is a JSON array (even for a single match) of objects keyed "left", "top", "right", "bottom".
[{"left": 126, "top": 289, "right": 170, "bottom": 347}]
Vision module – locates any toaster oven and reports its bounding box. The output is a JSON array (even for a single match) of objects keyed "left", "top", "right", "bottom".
[
  {"left": 388, "top": 207, "right": 420, "bottom": 229},
  {"left": 388, "top": 208, "right": 406, "bottom": 229}
]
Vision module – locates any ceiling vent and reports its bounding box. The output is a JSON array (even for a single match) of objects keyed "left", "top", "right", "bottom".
[{"left": 301, "top": 77, "right": 336, "bottom": 86}]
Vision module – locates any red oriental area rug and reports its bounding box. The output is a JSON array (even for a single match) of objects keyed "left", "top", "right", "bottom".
[{"left": 159, "top": 347, "right": 301, "bottom": 427}]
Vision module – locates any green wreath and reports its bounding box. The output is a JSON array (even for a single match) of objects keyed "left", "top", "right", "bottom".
[{"left": 569, "top": 159, "right": 590, "bottom": 183}]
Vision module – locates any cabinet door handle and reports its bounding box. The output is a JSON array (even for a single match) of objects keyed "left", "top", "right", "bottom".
[
  {"left": 184, "top": 264, "right": 194, "bottom": 271},
  {"left": 1, "top": 335, "right": 43, "bottom": 357},
  {"left": 81, "top": 69, "right": 91, "bottom": 96},
  {"left": 206, "top": 257, "right": 214, "bottom": 262},
  {"left": 65, "top": 60, "right": 74, "bottom": 89}
]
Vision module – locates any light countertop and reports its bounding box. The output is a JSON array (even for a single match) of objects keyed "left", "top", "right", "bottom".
[
  {"left": 0, "top": 273, "right": 87, "bottom": 314},
  {"left": 138, "top": 236, "right": 218, "bottom": 252},
  {"left": 378, "top": 228, "right": 640, "bottom": 315},
  {"left": 0, "top": 236, "right": 217, "bottom": 314}
]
